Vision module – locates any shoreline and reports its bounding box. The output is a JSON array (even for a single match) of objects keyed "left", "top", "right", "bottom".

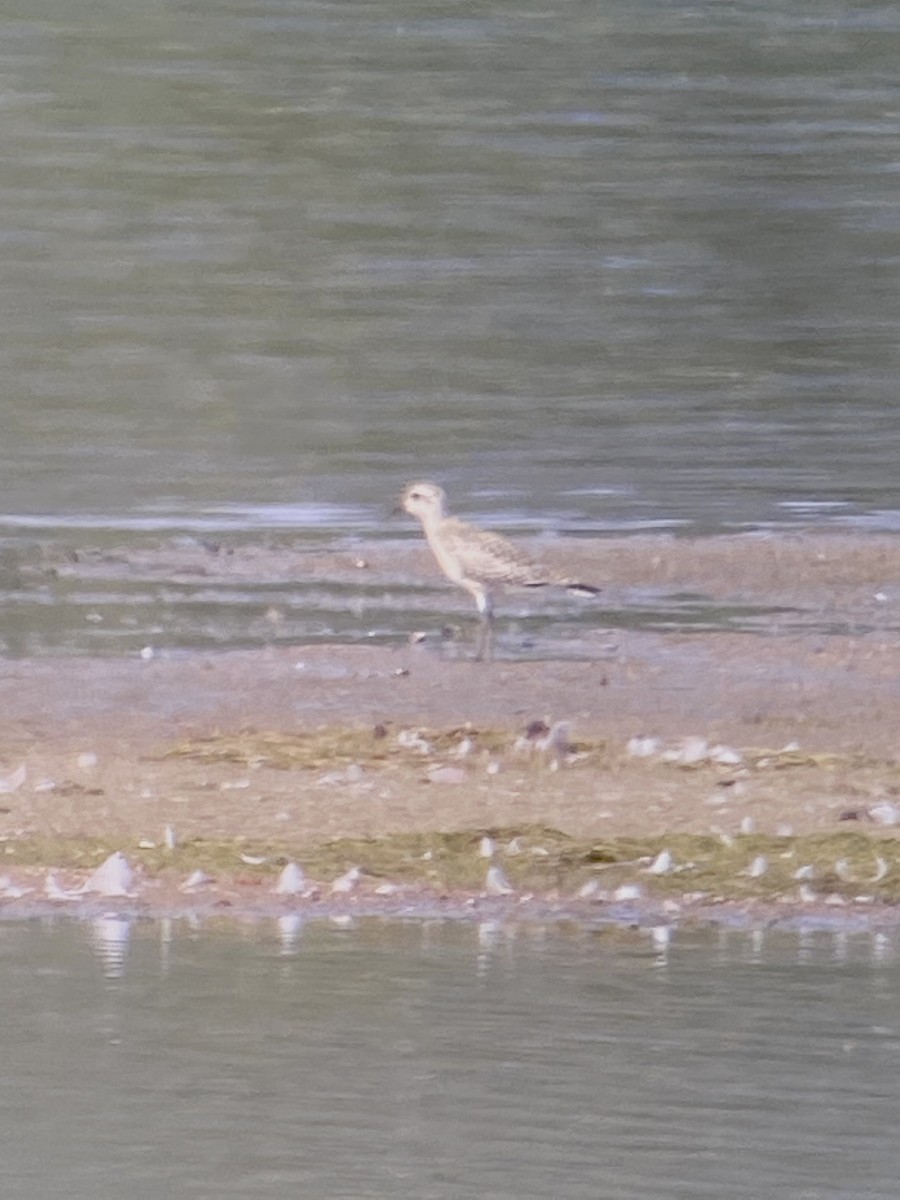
[{"left": 4, "top": 883, "right": 900, "bottom": 934}]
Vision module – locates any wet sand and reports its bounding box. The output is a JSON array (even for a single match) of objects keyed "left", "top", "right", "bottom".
[{"left": 1, "top": 532, "right": 900, "bottom": 925}]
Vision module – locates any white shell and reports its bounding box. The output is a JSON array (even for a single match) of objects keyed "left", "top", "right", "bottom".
[
  {"left": 426, "top": 764, "right": 466, "bottom": 785},
  {"left": 397, "top": 729, "right": 432, "bottom": 755},
  {"left": 871, "top": 857, "right": 889, "bottom": 883},
  {"left": 626, "top": 735, "right": 660, "bottom": 759},
  {"left": 535, "top": 721, "right": 572, "bottom": 763},
  {"left": 330, "top": 866, "right": 363, "bottom": 894},
  {"left": 83, "top": 852, "right": 134, "bottom": 897},
  {"left": 711, "top": 745, "right": 742, "bottom": 766},
  {"left": 869, "top": 802, "right": 900, "bottom": 826},
  {"left": 485, "top": 865, "right": 515, "bottom": 896},
  {"left": 646, "top": 849, "right": 673, "bottom": 875},
  {"left": 746, "top": 855, "right": 768, "bottom": 879},
  {"left": 1, "top": 883, "right": 33, "bottom": 900},
  {"left": 677, "top": 736, "right": 709, "bottom": 765},
  {"left": 181, "top": 869, "right": 212, "bottom": 892},
  {"left": 274, "top": 862, "right": 307, "bottom": 896},
  {"left": 45, "top": 872, "right": 83, "bottom": 902},
  {"left": 0, "top": 764, "right": 26, "bottom": 794}
]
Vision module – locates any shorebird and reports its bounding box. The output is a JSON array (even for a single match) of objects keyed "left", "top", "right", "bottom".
[{"left": 400, "top": 480, "right": 599, "bottom": 661}]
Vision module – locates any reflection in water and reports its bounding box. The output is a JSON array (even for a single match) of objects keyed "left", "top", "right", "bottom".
[
  {"left": 276, "top": 913, "right": 304, "bottom": 955},
  {"left": 88, "top": 915, "right": 132, "bottom": 979},
  {"left": 3, "top": 917, "right": 900, "bottom": 1199}
]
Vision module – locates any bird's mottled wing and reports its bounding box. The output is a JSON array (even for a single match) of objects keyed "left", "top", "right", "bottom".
[{"left": 441, "top": 519, "right": 551, "bottom": 585}]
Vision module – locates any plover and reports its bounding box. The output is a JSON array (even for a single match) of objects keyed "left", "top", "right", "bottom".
[{"left": 400, "top": 480, "right": 599, "bottom": 661}]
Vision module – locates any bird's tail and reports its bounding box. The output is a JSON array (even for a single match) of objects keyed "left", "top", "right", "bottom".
[{"left": 520, "top": 576, "right": 600, "bottom": 597}]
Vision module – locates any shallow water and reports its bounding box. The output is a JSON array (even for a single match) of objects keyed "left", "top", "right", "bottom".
[
  {"left": 0, "top": 530, "right": 832, "bottom": 659},
  {"left": 1, "top": 0, "right": 899, "bottom": 654},
  {"left": 4, "top": 918, "right": 900, "bottom": 1199}
]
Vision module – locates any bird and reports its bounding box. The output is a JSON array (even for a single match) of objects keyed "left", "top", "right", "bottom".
[{"left": 399, "top": 480, "right": 599, "bottom": 661}]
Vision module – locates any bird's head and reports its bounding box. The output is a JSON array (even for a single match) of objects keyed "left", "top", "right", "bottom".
[{"left": 398, "top": 481, "right": 448, "bottom": 523}]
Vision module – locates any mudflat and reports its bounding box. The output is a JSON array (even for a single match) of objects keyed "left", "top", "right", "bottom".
[{"left": 1, "top": 532, "right": 899, "bottom": 921}]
